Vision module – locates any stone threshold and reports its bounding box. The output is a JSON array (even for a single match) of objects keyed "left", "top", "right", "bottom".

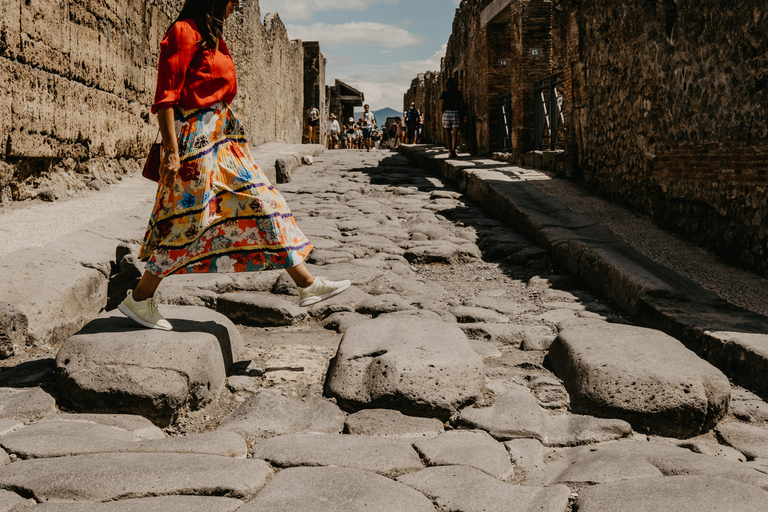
[{"left": 399, "top": 145, "right": 768, "bottom": 397}]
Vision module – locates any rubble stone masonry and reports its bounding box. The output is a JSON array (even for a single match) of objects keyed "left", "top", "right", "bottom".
[{"left": 0, "top": 0, "right": 307, "bottom": 202}]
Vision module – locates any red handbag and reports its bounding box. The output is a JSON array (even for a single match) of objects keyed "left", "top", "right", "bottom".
[{"left": 142, "top": 132, "right": 162, "bottom": 182}]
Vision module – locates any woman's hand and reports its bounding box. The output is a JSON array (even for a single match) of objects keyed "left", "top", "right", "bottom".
[{"left": 159, "top": 148, "right": 180, "bottom": 188}]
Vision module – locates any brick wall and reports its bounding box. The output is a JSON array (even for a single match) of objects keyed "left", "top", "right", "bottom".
[
  {"left": 553, "top": 0, "right": 768, "bottom": 275},
  {"left": 0, "top": 0, "right": 311, "bottom": 201}
]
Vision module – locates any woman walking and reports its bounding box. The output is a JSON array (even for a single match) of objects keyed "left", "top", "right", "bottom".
[
  {"left": 120, "top": 0, "right": 350, "bottom": 330},
  {"left": 440, "top": 77, "right": 463, "bottom": 158}
]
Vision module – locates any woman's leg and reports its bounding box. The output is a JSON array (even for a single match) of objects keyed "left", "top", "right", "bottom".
[
  {"left": 452, "top": 127, "right": 459, "bottom": 155},
  {"left": 286, "top": 262, "right": 352, "bottom": 306},
  {"left": 132, "top": 271, "right": 163, "bottom": 301},
  {"left": 286, "top": 262, "right": 314, "bottom": 288},
  {"left": 444, "top": 128, "right": 452, "bottom": 152}
]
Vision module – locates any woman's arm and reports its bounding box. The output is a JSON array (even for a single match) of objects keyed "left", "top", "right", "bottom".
[{"left": 157, "top": 108, "right": 180, "bottom": 188}]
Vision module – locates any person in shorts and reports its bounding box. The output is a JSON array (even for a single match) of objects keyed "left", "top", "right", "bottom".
[
  {"left": 346, "top": 119, "right": 357, "bottom": 149},
  {"left": 404, "top": 102, "right": 421, "bottom": 144},
  {"left": 326, "top": 113, "right": 340, "bottom": 149},
  {"left": 358, "top": 104, "right": 376, "bottom": 152},
  {"left": 306, "top": 102, "right": 320, "bottom": 143},
  {"left": 440, "top": 78, "right": 463, "bottom": 158}
]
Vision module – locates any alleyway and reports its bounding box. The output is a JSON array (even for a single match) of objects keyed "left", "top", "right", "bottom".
[{"left": 0, "top": 149, "right": 767, "bottom": 509}]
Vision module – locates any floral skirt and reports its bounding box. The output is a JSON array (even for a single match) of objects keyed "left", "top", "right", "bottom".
[{"left": 139, "top": 102, "right": 312, "bottom": 277}]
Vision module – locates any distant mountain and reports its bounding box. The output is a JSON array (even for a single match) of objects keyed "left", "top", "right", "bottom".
[{"left": 353, "top": 107, "right": 402, "bottom": 122}]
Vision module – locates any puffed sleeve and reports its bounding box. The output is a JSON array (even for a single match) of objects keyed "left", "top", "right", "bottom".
[{"left": 152, "top": 21, "right": 199, "bottom": 114}]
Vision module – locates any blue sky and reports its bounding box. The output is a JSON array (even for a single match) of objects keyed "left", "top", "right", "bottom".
[{"left": 259, "top": 0, "right": 459, "bottom": 111}]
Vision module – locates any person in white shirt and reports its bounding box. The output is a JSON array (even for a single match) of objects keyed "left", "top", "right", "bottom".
[
  {"left": 306, "top": 102, "right": 320, "bottom": 144},
  {"left": 326, "top": 114, "right": 340, "bottom": 149},
  {"left": 358, "top": 104, "right": 377, "bottom": 152}
]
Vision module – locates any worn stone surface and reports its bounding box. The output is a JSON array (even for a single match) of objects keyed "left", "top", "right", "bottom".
[
  {"left": 575, "top": 476, "right": 768, "bottom": 512},
  {"left": 0, "top": 303, "right": 27, "bottom": 359},
  {"left": 0, "top": 388, "right": 56, "bottom": 422},
  {"left": 56, "top": 307, "right": 243, "bottom": 426},
  {"left": 217, "top": 292, "right": 306, "bottom": 327},
  {"left": 0, "top": 453, "right": 272, "bottom": 501},
  {"left": 503, "top": 438, "right": 545, "bottom": 474},
  {"left": 452, "top": 306, "right": 509, "bottom": 324},
  {"left": 403, "top": 242, "right": 480, "bottom": 265},
  {"left": 41, "top": 414, "right": 165, "bottom": 440},
  {"left": 345, "top": 409, "right": 444, "bottom": 439},
  {"left": 413, "top": 430, "right": 514, "bottom": 480},
  {"left": 547, "top": 450, "right": 663, "bottom": 486},
  {"left": 325, "top": 317, "right": 485, "bottom": 418},
  {"left": 397, "top": 466, "right": 570, "bottom": 512},
  {"left": 240, "top": 466, "right": 436, "bottom": 512},
  {"left": 322, "top": 311, "right": 369, "bottom": 333},
  {"left": 717, "top": 423, "right": 768, "bottom": 460},
  {"left": 27, "top": 496, "right": 244, "bottom": 511},
  {"left": 548, "top": 319, "right": 731, "bottom": 437},
  {"left": 0, "top": 489, "right": 29, "bottom": 511},
  {"left": 355, "top": 294, "right": 416, "bottom": 316},
  {"left": 218, "top": 389, "right": 345, "bottom": 438},
  {"left": 252, "top": 433, "right": 424, "bottom": 478},
  {"left": 459, "top": 385, "right": 631, "bottom": 446},
  {"left": 460, "top": 323, "right": 551, "bottom": 346}
]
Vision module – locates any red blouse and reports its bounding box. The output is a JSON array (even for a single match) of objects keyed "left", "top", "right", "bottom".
[{"left": 152, "top": 19, "right": 237, "bottom": 114}]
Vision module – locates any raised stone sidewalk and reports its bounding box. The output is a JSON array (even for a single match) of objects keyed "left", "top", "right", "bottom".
[{"left": 399, "top": 145, "right": 768, "bottom": 396}]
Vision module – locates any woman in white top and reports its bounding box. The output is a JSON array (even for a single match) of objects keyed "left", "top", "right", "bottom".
[{"left": 326, "top": 114, "right": 340, "bottom": 149}]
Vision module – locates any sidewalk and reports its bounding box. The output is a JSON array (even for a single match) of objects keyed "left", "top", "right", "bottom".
[{"left": 399, "top": 145, "right": 768, "bottom": 395}]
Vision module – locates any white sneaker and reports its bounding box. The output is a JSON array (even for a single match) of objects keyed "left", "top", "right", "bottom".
[
  {"left": 118, "top": 290, "right": 172, "bottom": 331},
  {"left": 297, "top": 276, "right": 352, "bottom": 307}
]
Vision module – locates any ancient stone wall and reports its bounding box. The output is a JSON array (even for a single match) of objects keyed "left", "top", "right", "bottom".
[
  {"left": 0, "top": 0, "right": 306, "bottom": 202},
  {"left": 553, "top": 0, "right": 768, "bottom": 275},
  {"left": 404, "top": 72, "right": 441, "bottom": 145},
  {"left": 303, "top": 42, "right": 327, "bottom": 144}
]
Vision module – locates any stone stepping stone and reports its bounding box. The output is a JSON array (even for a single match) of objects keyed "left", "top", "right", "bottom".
[
  {"left": 0, "top": 387, "right": 56, "bottom": 422},
  {"left": 240, "top": 466, "right": 436, "bottom": 512},
  {"left": 452, "top": 306, "right": 510, "bottom": 324},
  {"left": 0, "top": 421, "right": 247, "bottom": 459},
  {"left": 217, "top": 292, "right": 306, "bottom": 327},
  {"left": 548, "top": 319, "right": 731, "bottom": 437},
  {"left": 545, "top": 450, "right": 663, "bottom": 486},
  {"left": 0, "top": 453, "right": 271, "bottom": 501},
  {"left": 218, "top": 389, "right": 345, "bottom": 438},
  {"left": 344, "top": 409, "right": 444, "bottom": 439},
  {"left": 355, "top": 294, "right": 416, "bottom": 316},
  {"left": 326, "top": 317, "right": 485, "bottom": 418},
  {"left": 717, "top": 422, "right": 768, "bottom": 460},
  {"left": 503, "top": 439, "right": 545, "bottom": 473},
  {"left": 575, "top": 476, "right": 768, "bottom": 512},
  {"left": 468, "top": 338, "right": 503, "bottom": 359},
  {"left": 464, "top": 296, "right": 535, "bottom": 316},
  {"left": 413, "top": 430, "right": 514, "bottom": 479},
  {"left": 403, "top": 242, "right": 480, "bottom": 265},
  {"left": 364, "top": 277, "right": 446, "bottom": 299},
  {"left": 41, "top": 413, "right": 165, "bottom": 439},
  {"left": 25, "top": 496, "right": 243, "bottom": 511},
  {"left": 397, "top": 465, "right": 570, "bottom": 512},
  {"left": 307, "top": 286, "right": 371, "bottom": 318},
  {"left": 459, "top": 323, "right": 551, "bottom": 347},
  {"left": 251, "top": 433, "right": 423, "bottom": 478},
  {"left": 307, "top": 249, "right": 355, "bottom": 265},
  {"left": 0, "top": 489, "right": 29, "bottom": 510},
  {"left": 56, "top": 306, "right": 243, "bottom": 427},
  {"left": 458, "top": 384, "right": 631, "bottom": 446},
  {"left": 322, "top": 311, "right": 369, "bottom": 333}
]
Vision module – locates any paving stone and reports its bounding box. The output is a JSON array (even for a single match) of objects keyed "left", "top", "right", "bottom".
[
  {"left": 547, "top": 449, "right": 663, "bottom": 485},
  {"left": 397, "top": 465, "right": 570, "bottom": 512},
  {"left": 307, "top": 286, "right": 371, "bottom": 318},
  {"left": 228, "top": 270, "right": 282, "bottom": 292},
  {"left": 458, "top": 384, "right": 631, "bottom": 446},
  {"left": 345, "top": 409, "right": 444, "bottom": 439},
  {"left": 326, "top": 317, "right": 485, "bottom": 418},
  {"left": 414, "top": 430, "right": 514, "bottom": 480},
  {"left": 217, "top": 292, "right": 306, "bottom": 327},
  {"left": 717, "top": 422, "right": 768, "bottom": 460},
  {"left": 240, "top": 466, "right": 436, "bottom": 512},
  {"left": 307, "top": 249, "right": 355, "bottom": 265},
  {"left": 731, "top": 388, "right": 768, "bottom": 423},
  {"left": 0, "top": 388, "right": 56, "bottom": 422},
  {"left": 40, "top": 413, "right": 165, "bottom": 440},
  {"left": 226, "top": 375, "right": 261, "bottom": 393},
  {"left": 219, "top": 389, "right": 344, "bottom": 438},
  {"left": 27, "top": 496, "right": 244, "bottom": 511},
  {"left": 0, "top": 419, "right": 23, "bottom": 437},
  {"left": 575, "top": 476, "right": 768, "bottom": 512},
  {"left": 520, "top": 332, "right": 557, "bottom": 351},
  {"left": 0, "top": 489, "right": 30, "bottom": 511},
  {"left": 355, "top": 294, "right": 416, "bottom": 316},
  {"left": 0, "top": 420, "right": 247, "bottom": 459},
  {"left": 0, "top": 453, "right": 272, "bottom": 501},
  {"left": 322, "top": 311, "right": 369, "bottom": 333},
  {"left": 251, "top": 433, "right": 424, "bottom": 478},
  {"left": 154, "top": 274, "right": 234, "bottom": 308},
  {"left": 464, "top": 296, "right": 535, "bottom": 316},
  {"left": 0, "top": 359, "right": 55, "bottom": 388},
  {"left": 503, "top": 439, "right": 545, "bottom": 474},
  {"left": 452, "top": 306, "right": 510, "bottom": 324},
  {"left": 403, "top": 242, "right": 480, "bottom": 264},
  {"left": 548, "top": 319, "right": 731, "bottom": 437},
  {"left": 56, "top": 307, "right": 242, "bottom": 427},
  {"left": 364, "top": 277, "right": 446, "bottom": 299},
  {"left": 460, "top": 323, "right": 551, "bottom": 346},
  {"left": 468, "top": 338, "right": 503, "bottom": 358}
]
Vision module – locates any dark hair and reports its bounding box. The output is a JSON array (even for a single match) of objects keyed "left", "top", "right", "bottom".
[
  {"left": 446, "top": 77, "right": 459, "bottom": 93},
  {"left": 172, "top": 0, "right": 230, "bottom": 49}
]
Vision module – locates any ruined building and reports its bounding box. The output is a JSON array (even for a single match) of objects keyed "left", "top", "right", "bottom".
[
  {"left": 303, "top": 41, "right": 327, "bottom": 144},
  {"left": 0, "top": 0, "right": 325, "bottom": 202},
  {"left": 327, "top": 80, "right": 365, "bottom": 126},
  {"left": 406, "top": 0, "right": 768, "bottom": 276}
]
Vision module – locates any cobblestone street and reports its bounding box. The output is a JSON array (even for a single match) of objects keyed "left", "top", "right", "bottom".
[{"left": 0, "top": 149, "right": 767, "bottom": 510}]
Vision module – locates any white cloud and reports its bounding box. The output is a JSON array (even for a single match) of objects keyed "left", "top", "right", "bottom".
[
  {"left": 328, "top": 44, "right": 446, "bottom": 111},
  {"left": 325, "top": 54, "right": 353, "bottom": 68},
  {"left": 286, "top": 22, "right": 422, "bottom": 49},
  {"left": 260, "top": 0, "right": 401, "bottom": 21}
]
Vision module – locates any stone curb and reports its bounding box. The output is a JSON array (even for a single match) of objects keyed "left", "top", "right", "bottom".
[
  {"left": 399, "top": 145, "right": 768, "bottom": 395},
  {"left": 251, "top": 143, "right": 325, "bottom": 184}
]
